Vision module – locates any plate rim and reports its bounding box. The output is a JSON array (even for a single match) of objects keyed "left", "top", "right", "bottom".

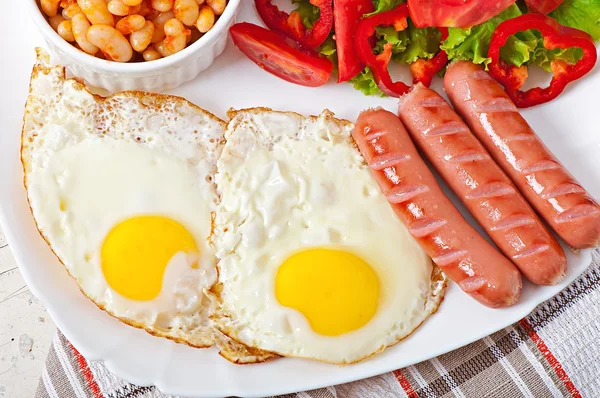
[
  {"left": 0, "top": 170, "right": 592, "bottom": 397},
  {"left": 1, "top": 2, "right": 598, "bottom": 394}
]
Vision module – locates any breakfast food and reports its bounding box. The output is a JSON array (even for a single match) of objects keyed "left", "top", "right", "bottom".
[
  {"left": 353, "top": 108, "right": 522, "bottom": 308},
  {"left": 231, "top": 0, "right": 598, "bottom": 105},
  {"left": 230, "top": 23, "right": 334, "bottom": 88},
  {"left": 444, "top": 61, "right": 600, "bottom": 249},
  {"left": 22, "top": 49, "right": 225, "bottom": 347},
  {"left": 40, "top": 0, "right": 227, "bottom": 62},
  {"left": 210, "top": 108, "right": 446, "bottom": 364},
  {"left": 397, "top": 83, "right": 567, "bottom": 285},
  {"left": 486, "top": 13, "right": 597, "bottom": 108}
]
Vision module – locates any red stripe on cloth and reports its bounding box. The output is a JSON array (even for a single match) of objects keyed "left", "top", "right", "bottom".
[
  {"left": 519, "top": 319, "right": 581, "bottom": 398},
  {"left": 68, "top": 342, "right": 104, "bottom": 398},
  {"left": 393, "top": 369, "right": 418, "bottom": 398}
]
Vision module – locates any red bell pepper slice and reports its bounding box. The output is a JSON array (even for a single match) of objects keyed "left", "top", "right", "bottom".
[
  {"left": 334, "top": 0, "right": 374, "bottom": 82},
  {"left": 354, "top": 4, "right": 412, "bottom": 97},
  {"left": 354, "top": 4, "right": 448, "bottom": 96},
  {"left": 255, "top": 0, "right": 334, "bottom": 49},
  {"left": 410, "top": 27, "right": 449, "bottom": 87},
  {"left": 488, "top": 14, "right": 597, "bottom": 108},
  {"left": 525, "top": 0, "right": 564, "bottom": 15}
]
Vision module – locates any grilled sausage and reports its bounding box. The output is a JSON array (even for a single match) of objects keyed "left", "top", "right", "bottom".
[
  {"left": 353, "top": 108, "right": 522, "bottom": 308},
  {"left": 444, "top": 61, "right": 600, "bottom": 249},
  {"left": 398, "top": 83, "right": 567, "bottom": 285}
]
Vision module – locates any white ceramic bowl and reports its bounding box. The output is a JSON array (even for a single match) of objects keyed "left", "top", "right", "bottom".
[{"left": 25, "top": 0, "right": 241, "bottom": 92}]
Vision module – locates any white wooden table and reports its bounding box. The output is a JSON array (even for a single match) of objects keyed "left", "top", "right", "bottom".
[{"left": 0, "top": 223, "right": 55, "bottom": 397}]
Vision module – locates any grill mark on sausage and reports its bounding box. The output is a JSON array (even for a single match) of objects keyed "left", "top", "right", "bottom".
[
  {"left": 433, "top": 249, "right": 468, "bottom": 267},
  {"left": 465, "top": 182, "right": 516, "bottom": 199},
  {"left": 541, "top": 183, "right": 586, "bottom": 199},
  {"left": 473, "top": 97, "right": 518, "bottom": 113},
  {"left": 490, "top": 214, "right": 536, "bottom": 231},
  {"left": 458, "top": 276, "right": 487, "bottom": 293},
  {"left": 467, "top": 70, "right": 495, "bottom": 81},
  {"left": 365, "top": 129, "right": 387, "bottom": 140},
  {"left": 445, "top": 150, "right": 490, "bottom": 163},
  {"left": 424, "top": 121, "right": 469, "bottom": 137},
  {"left": 555, "top": 204, "right": 600, "bottom": 223},
  {"left": 408, "top": 218, "right": 448, "bottom": 238},
  {"left": 386, "top": 184, "right": 430, "bottom": 203},
  {"left": 417, "top": 97, "right": 448, "bottom": 108},
  {"left": 513, "top": 243, "right": 550, "bottom": 259},
  {"left": 507, "top": 133, "right": 536, "bottom": 142},
  {"left": 521, "top": 159, "right": 561, "bottom": 174},
  {"left": 369, "top": 152, "right": 411, "bottom": 170}
]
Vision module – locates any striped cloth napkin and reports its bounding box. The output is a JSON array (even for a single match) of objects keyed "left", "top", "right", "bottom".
[{"left": 36, "top": 251, "right": 600, "bottom": 398}]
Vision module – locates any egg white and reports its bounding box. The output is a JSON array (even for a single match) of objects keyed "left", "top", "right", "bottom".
[
  {"left": 211, "top": 108, "right": 446, "bottom": 364},
  {"left": 22, "top": 49, "right": 224, "bottom": 347}
]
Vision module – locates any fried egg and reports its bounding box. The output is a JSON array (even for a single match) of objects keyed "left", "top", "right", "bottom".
[
  {"left": 211, "top": 108, "right": 446, "bottom": 364},
  {"left": 22, "top": 49, "right": 224, "bottom": 347}
]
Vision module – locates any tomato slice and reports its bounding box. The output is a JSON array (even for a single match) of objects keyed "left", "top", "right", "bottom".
[
  {"left": 333, "top": 0, "right": 374, "bottom": 82},
  {"left": 408, "top": 0, "right": 517, "bottom": 28},
  {"left": 525, "top": 0, "right": 565, "bottom": 14},
  {"left": 230, "top": 23, "right": 334, "bottom": 88}
]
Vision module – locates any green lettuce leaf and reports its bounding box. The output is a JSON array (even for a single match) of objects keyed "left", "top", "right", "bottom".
[
  {"left": 342, "top": 0, "right": 406, "bottom": 96},
  {"left": 550, "top": 0, "right": 600, "bottom": 40},
  {"left": 352, "top": 17, "right": 440, "bottom": 96},
  {"left": 373, "top": 21, "right": 441, "bottom": 63},
  {"left": 441, "top": 4, "right": 524, "bottom": 66},
  {"left": 319, "top": 34, "right": 338, "bottom": 63},
  {"left": 441, "top": 3, "right": 585, "bottom": 71},
  {"left": 349, "top": 68, "right": 386, "bottom": 96},
  {"left": 529, "top": 35, "right": 584, "bottom": 71},
  {"left": 373, "top": 26, "right": 409, "bottom": 54},
  {"left": 292, "top": 0, "right": 320, "bottom": 28},
  {"left": 366, "top": 0, "right": 404, "bottom": 16}
]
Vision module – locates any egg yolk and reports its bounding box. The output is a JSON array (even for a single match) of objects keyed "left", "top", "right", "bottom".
[
  {"left": 101, "top": 216, "right": 198, "bottom": 301},
  {"left": 275, "top": 248, "right": 380, "bottom": 336}
]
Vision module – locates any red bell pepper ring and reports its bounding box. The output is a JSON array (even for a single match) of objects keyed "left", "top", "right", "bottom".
[
  {"left": 354, "top": 4, "right": 411, "bottom": 97},
  {"left": 410, "top": 27, "right": 449, "bottom": 87},
  {"left": 488, "top": 14, "right": 597, "bottom": 108},
  {"left": 254, "top": 0, "right": 334, "bottom": 49},
  {"left": 354, "top": 5, "right": 448, "bottom": 97}
]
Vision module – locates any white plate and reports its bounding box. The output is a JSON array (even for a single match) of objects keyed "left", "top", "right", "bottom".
[{"left": 1, "top": 2, "right": 599, "bottom": 397}]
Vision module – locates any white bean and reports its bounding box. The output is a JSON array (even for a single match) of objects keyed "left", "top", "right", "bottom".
[
  {"left": 151, "top": 11, "right": 174, "bottom": 43},
  {"left": 58, "top": 20, "right": 75, "bottom": 41},
  {"left": 142, "top": 46, "right": 162, "bottom": 61},
  {"left": 164, "top": 33, "right": 186, "bottom": 53},
  {"left": 151, "top": 0, "right": 174, "bottom": 12},
  {"left": 163, "top": 18, "right": 185, "bottom": 36},
  {"left": 62, "top": 3, "right": 83, "bottom": 19},
  {"left": 71, "top": 13, "right": 99, "bottom": 55},
  {"left": 130, "top": 20, "right": 154, "bottom": 52},
  {"left": 155, "top": 39, "right": 172, "bottom": 57},
  {"left": 87, "top": 24, "right": 133, "bottom": 62},
  {"left": 41, "top": 0, "right": 61, "bottom": 17},
  {"left": 195, "top": 5, "right": 214, "bottom": 33},
  {"left": 77, "top": 0, "right": 115, "bottom": 26},
  {"left": 163, "top": 18, "right": 189, "bottom": 53},
  {"left": 206, "top": 0, "right": 224, "bottom": 16},
  {"left": 49, "top": 15, "right": 65, "bottom": 31},
  {"left": 115, "top": 14, "right": 145, "bottom": 34},
  {"left": 107, "top": 0, "right": 129, "bottom": 16},
  {"left": 174, "top": 0, "right": 199, "bottom": 26}
]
